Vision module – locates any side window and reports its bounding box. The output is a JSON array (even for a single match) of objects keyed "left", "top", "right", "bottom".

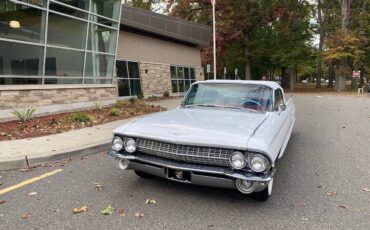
[{"left": 274, "top": 89, "right": 284, "bottom": 110}]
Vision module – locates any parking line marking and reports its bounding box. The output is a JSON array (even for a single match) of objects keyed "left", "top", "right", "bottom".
[{"left": 0, "top": 169, "right": 63, "bottom": 195}]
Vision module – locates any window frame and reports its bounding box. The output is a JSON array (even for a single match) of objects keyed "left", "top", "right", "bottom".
[
  {"left": 170, "top": 65, "right": 196, "bottom": 94},
  {"left": 116, "top": 60, "right": 142, "bottom": 98},
  {"left": 0, "top": 0, "right": 121, "bottom": 85},
  {"left": 273, "top": 88, "right": 285, "bottom": 111}
]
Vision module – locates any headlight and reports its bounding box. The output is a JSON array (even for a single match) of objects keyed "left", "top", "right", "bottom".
[
  {"left": 124, "top": 138, "right": 136, "bottom": 153},
  {"left": 229, "top": 152, "right": 247, "bottom": 169},
  {"left": 250, "top": 154, "right": 269, "bottom": 172},
  {"left": 112, "top": 137, "right": 123, "bottom": 151}
]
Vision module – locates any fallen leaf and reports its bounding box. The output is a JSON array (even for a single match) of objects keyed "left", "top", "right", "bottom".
[
  {"left": 146, "top": 198, "right": 156, "bottom": 204},
  {"left": 41, "top": 163, "right": 53, "bottom": 167},
  {"left": 362, "top": 188, "right": 370, "bottom": 192},
  {"left": 119, "top": 208, "right": 126, "bottom": 218},
  {"left": 18, "top": 168, "right": 32, "bottom": 172},
  {"left": 0, "top": 200, "right": 6, "bottom": 205},
  {"left": 28, "top": 192, "right": 37, "bottom": 196},
  {"left": 54, "top": 209, "right": 60, "bottom": 213},
  {"left": 207, "top": 224, "right": 214, "bottom": 227},
  {"left": 100, "top": 205, "right": 114, "bottom": 215},
  {"left": 326, "top": 192, "right": 337, "bottom": 197},
  {"left": 92, "top": 182, "right": 103, "bottom": 191},
  {"left": 72, "top": 206, "right": 88, "bottom": 214},
  {"left": 21, "top": 213, "right": 30, "bottom": 220},
  {"left": 339, "top": 205, "right": 347, "bottom": 209},
  {"left": 135, "top": 211, "right": 144, "bottom": 219}
]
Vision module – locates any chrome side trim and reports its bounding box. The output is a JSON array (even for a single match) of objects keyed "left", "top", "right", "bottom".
[{"left": 251, "top": 113, "right": 269, "bottom": 137}]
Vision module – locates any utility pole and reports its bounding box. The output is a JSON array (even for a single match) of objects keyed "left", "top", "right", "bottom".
[{"left": 211, "top": 0, "right": 216, "bottom": 80}]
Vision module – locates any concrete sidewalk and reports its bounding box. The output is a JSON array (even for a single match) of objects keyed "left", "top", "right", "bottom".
[
  {"left": 0, "top": 100, "right": 115, "bottom": 122},
  {"left": 0, "top": 98, "right": 181, "bottom": 170}
]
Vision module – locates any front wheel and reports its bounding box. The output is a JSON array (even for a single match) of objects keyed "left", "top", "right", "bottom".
[{"left": 251, "top": 178, "right": 273, "bottom": 201}]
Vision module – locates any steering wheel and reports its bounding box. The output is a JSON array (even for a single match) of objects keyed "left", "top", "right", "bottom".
[{"left": 240, "top": 99, "right": 262, "bottom": 107}]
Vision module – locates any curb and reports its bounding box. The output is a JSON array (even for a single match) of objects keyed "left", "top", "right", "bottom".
[{"left": 0, "top": 140, "right": 111, "bottom": 171}]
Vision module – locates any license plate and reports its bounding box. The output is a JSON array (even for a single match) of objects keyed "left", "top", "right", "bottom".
[{"left": 167, "top": 168, "right": 191, "bottom": 182}]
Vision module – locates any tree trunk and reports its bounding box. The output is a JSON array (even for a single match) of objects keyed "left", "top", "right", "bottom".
[
  {"left": 281, "top": 67, "right": 288, "bottom": 89},
  {"left": 290, "top": 67, "right": 295, "bottom": 92},
  {"left": 359, "top": 65, "right": 365, "bottom": 87},
  {"left": 337, "top": 0, "right": 351, "bottom": 92},
  {"left": 315, "top": 0, "right": 324, "bottom": 88},
  {"left": 337, "top": 61, "right": 348, "bottom": 91},
  {"left": 244, "top": 46, "right": 251, "bottom": 80},
  {"left": 327, "top": 61, "right": 334, "bottom": 88}
]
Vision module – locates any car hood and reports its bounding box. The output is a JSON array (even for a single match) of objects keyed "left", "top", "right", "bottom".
[{"left": 114, "top": 108, "right": 268, "bottom": 150}]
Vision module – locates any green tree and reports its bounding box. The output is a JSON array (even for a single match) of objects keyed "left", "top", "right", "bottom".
[{"left": 123, "top": 0, "right": 153, "bottom": 11}]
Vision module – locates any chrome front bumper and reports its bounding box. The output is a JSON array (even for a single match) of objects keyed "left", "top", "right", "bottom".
[{"left": 108, "top": 150, "right": 275, "bottom": 193}]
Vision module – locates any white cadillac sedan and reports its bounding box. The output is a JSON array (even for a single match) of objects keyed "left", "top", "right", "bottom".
[{"left": 109, "top": 80, "right": 296, "bottom": 201}]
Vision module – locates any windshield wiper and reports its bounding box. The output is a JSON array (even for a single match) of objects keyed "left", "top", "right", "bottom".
[
  {"left": 184, "top": 104, "right": 219, "bottom": 108},
  {"left": 184, "top": 104, "right": 261, "bottom": 113},
  {"left": 216, "top": 105, "right": 261, "bottom": 113}
]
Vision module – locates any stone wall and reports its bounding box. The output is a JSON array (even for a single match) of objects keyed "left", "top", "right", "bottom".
[
  {"left": 195, "top": 67, "right": 205, "bottom": 82},
  {"left": 139, "top": 63, "right": 172, "bottom": 96},
  {"left": 139, "top": 63, "right": 205, "bottom": 97},
  {"left": 0, "top": 85, "right": 117, "bottom": 110}
]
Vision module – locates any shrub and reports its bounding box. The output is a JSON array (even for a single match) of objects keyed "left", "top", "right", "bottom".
[
  {"left": 129, "top": 97, "right": 137, "bottom": 104},
  {"left": 163, "top": 91, "right": 170, "bottom": 97},
  {"left": 148, "top": 95, "right": 157, "bottom": 100},
  {"left": 12, "top": 107, "right": 36, "bottom": 130},
  {"left": 114, "top": 100, "right": 124, "bottom": 108},
  {"left": 68, "top": 112, "right": 91, "bottom": 123},
  {"left": 109, "top": 108, "right": 120, "bottom": 116},
  {"left": 12, "top": 107, "right": 36, "bottom": 123},
  {"left": 94, "top": 100, "right": 104, "bottom": 110},
  {"left": 137, "top": 92, "right": 144, "bottom": 100}
]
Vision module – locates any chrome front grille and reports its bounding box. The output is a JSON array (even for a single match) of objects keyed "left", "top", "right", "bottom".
[{"left": 135, "top": 138, "right": 234, "bottom": 167}]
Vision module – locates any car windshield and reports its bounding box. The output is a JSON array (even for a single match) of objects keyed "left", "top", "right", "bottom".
[{"left": 182, "top": 83, "right": 273, "bottom": 111}]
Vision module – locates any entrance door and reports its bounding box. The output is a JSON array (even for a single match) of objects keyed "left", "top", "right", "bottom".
[{"left": 116, "top": 60, "right": 142, "bottom": 97}]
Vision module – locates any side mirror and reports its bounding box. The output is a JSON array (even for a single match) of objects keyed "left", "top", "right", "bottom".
[{"left": 279, "top": 104, "right": 286, "bottom": 111}]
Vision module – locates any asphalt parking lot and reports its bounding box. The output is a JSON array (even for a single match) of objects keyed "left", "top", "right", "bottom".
[{"left": 0, "top": 94, "right": 369, "bottom": 229}]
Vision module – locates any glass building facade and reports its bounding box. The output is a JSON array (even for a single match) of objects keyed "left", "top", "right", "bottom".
[{"left": 0, "top": 0, "right": 121, "bottom": 85}]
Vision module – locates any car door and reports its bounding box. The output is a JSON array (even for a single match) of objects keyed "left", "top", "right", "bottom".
[{"left": 272, "top": 89, "right": 292, "bottom": 159}]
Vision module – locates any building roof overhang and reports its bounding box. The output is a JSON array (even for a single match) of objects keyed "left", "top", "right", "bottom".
[{"left": 120, "top": 5, "right": 211, "bottom": 48}]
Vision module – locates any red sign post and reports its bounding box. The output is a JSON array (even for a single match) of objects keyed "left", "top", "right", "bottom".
[{"left": 352, "top": 70, "right": 361, "bottom": 78}]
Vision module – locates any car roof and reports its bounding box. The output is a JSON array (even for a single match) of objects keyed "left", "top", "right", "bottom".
[{"left": 195, "top": 80, "right": 282, "bottom": 90}]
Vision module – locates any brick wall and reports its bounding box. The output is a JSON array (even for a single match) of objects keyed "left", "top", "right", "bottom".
[{"left": 0, "top": 85, "right": 117, "bottom": 110}]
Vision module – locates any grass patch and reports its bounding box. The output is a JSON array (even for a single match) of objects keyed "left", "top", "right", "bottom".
[
  {"left": 68, "top": 112, "right": 92, "bottom": 123},
  {"left": 109, "top": 108, "right": 120, "bottom": 116}
]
